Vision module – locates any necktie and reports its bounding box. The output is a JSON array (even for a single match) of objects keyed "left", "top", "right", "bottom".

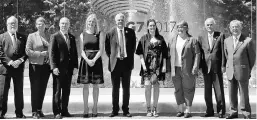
[
  {"left": 234, "top": 37, "right": 238, "bottom": 49},
  {"left": 208, "top": 34, "right": 213, "bottom": 49},
  {"left": 64, "top": 34, "right": 70, "bottom": 50},
  {"left": 12, "top": 34, "right": 17, "bottom": 49},
  {"left": 119, "top": 30, "right": 125, "bottom": 58}
]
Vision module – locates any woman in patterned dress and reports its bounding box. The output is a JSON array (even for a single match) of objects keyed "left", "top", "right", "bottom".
[{"left": 135, "top": 19, "right": 168, "bottom": 117}]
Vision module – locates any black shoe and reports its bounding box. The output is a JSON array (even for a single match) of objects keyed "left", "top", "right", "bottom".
[
  {"left": 176, "top": 112, "right": 184, "bottom": 117},
  {"left": 61, "top": 112, "right": 73, "bottom": 117},
  {"left": 16, "top": 114, "right": 26, "bottom": 118},
  {"left": 184, "top": 113, "right": 192, "bottom": 118},
  {"left": 0, "top": 115, "right": 4, "bottom": 119},
  {"left": 92, "top": 114, "right": 98, "bottom": 117},
  {"left": 83, "top": 114, "right": 89, "bottom": 118},
  {"left": 226, "top": 114, "right": 238, "bottom": 119},
  {"left": 219, "top": 114, "right": 225, "bottom": 118},
  {"left": 37, "top": 110, "right": 45, "bottom": 117},
  {"left": 32, "top": 112, "right": 40, "bottom": 119},
  {"left": 123, "top": 112, "right": 132, "bottom": 117},
  {"left": 202, "top": 113, "right": 214, "bottom": 117},
  {"left": 54, "top": 114, "right": 62, "bottom": 119},
  {"left": 109, "top": 112, "right": 118, "bottom": 117}
]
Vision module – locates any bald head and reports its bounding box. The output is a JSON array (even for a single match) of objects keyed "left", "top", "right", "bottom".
[
  {"left": 59, "top": 17, "right": 70, "bottom": 33},
  {"left": 6, "top": 16, "right": 18, "bottom": 33}
]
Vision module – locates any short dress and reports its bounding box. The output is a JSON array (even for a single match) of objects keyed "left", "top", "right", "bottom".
[
  {"left": 77, "top": 32, "right": 104, "bottom": 84},
  {"left": 136, "top": 34, "right": 168, "bottom": 85}
]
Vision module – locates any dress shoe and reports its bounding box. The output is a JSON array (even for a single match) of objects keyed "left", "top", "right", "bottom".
[
  {"left": 226, "top": 114, "right": 238, "bottom": 119},
  {"left": 109, "top": 112, "right": 118, "bottom": 117},
  {"left": 0, "top": 115, "right": 5, "bottom": 119},
  {"left": 92, "top": 114, "right": 98, "bottom": 117},
  {"left": 184, "top": 113, "right": 192, "bottom": 118},
  {"left": 54, "top": 114, "right": 62, "bottom": 119},
  {"left": 202, "top": 113, "right": 214, "bottom": 117},
  {"left": 61, "top": 112, "right": 73, "bottom": 117},
  {"left": 16, "top": 114, "right": 26, "bottom": 118},
  {"left": 83, "top": 114, "right": 89, "bottom": 118},
  {"left": 219, "top": 114, "right": 225, "bottom": 118},
  {"left": 37, "top": 110, "right": 45, "bottom": 117},
  {"left": 176, "top": 112, "right": 184, "bottom": 117},
  {"left": 123, "top": 112, "right": 132, "bottom": 117}
]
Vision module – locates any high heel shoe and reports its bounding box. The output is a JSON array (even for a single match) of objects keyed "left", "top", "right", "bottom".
[
  {"left": 92, "top": 114, "right": 98, "bottom": 117},
  {"left": 83, "top": 114, "right": 89, "bottom": 118},
  {"left": 92, "top": 107, "right": 98, "bottom": 117},
  {"left": 152, "top": 107, "right": 159, "bottom": 117}
]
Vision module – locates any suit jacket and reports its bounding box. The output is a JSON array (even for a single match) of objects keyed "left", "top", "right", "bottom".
[
  {"left": 26, "top": 32, "right": 49, "bottom": 65},
  {"left": 0, "top": 32, "right": 27, "bottom": 74},
  {"left": 167, "top": 34, "right": 200, "bottom": 77},
  {"left": 49, "top": 31, "right": 78, "bottom": 73},
  {"left": 224, "top": 34, "right": 256, "bottom": 81},
  {"left": 105, "top": 27, "right": 136, "bottom": 72},
  {"left": 198, "top": 31, "right": 225, "bottom": 74}
]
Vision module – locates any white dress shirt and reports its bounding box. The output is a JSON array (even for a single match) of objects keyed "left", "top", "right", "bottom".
[
  {"left": 233, "top": 34, "right": 241, "bottom": 49},
  {"left": 116, "top": 27, "right": 127, "bottom": 58},
  {"left": 175, "top": 35, "right": 186, "bottom": 67},
  {"left": 208, "top": 32, "right": 214, "bottom": 49}
]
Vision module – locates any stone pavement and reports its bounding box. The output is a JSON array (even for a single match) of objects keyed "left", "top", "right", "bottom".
[{"left": 4, "top": 87, "right": 257, "bottom": 119}]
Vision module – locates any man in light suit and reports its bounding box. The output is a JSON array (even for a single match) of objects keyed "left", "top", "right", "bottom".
[
  {"left": 198, "top": 18, "right": 226, "bottom": 118},
  {"left": 224, "top": 20, "right": 256, "bottom": 119},
  {"left": 105, "top": 13, "right": 136, "bottom": 117},
  {"left": 0, "top": 16, "right": 27, "bottom": 118},
  {"left": 49, "top": 17, "right": 78, "bottom": 119}
]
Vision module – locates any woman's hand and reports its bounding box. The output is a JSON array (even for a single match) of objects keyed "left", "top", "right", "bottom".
[
  {"left": 162, "top": 66, "right": 166, "bottom": 73},
  {"left": 87, "top": 59, "right": 95, "bottom": 67}
]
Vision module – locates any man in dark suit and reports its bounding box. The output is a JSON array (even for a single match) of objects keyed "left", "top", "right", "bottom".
[
  {"left": 49, "top": 17, "right": 78, "bottom": 119},
  {"left": 198, "top": 18, "right": 226, "bottom": 118},
  {"left": 0, "top": 16, "right": 27, "bottom": 118},
  {"left": 105, "top": 13, "right": 136, "bottom": 117},
  {"left": 224, "top": 20, "right": 255, "bottom": 119}
]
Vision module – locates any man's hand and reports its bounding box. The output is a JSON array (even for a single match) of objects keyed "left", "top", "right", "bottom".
[
  {"left": 53, "top": 68, "right": 60, "bottom": 76},
  {"left": 87, "top": 60, "right": 95, "bottom": 67},
  {"left": 192, "top": 67, "right": 198, "bottom": 75},
  {"left": 162, "top": 66, "right": 166, "bottom": 73},
  {"left": 73, "top": 68, "right": 78, "bottom": 75},
  {"left": 222, "top": 67, "right": 226, "bottom": 73},
  {"left": 11, "top": 59, "right": 22, "bottom": 68}
]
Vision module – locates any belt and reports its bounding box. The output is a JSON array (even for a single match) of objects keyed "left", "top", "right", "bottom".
[{"left": 117, "top": 57, "right": 125, "bottom": 60}]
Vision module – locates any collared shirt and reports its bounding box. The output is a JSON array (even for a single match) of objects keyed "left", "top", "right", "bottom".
[
  {"left": 175, "top": 35, "right": 186, "bottom": 67},
  {"left": 233, "top": 33, "right": 241, "bottom": 49},
  {"left": 208, "top": 32, "right": 214, "bottom": 49},
  {"left": 8, "top": 32, "right": 17, "bottom": 47},
  {"left": 60, "top": 30, "right": 68, "bottom": 42},
  {"left": 116, "top": 27, "right": 127, "bottom": 58}
]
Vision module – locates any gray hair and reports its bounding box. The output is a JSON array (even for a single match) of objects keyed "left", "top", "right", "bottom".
[
  {"left": 205, "top": 17, "right": 216, "bottom": 25},
  {"left": 35, "top": 17, "right": 46, "bottom": 24},
  {"left": 115, "top": 13, "right": 125, "bottom": 21},
  {"left": 6, "top": 16, "right": 18, "bottom": 25},
  {"left": 230, "top": 20, "right": 243, "bottom": 28}
]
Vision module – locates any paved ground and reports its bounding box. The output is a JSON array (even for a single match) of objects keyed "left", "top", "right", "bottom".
[{"left": 4, "top": 88, "right": 257, "bottom": 119}]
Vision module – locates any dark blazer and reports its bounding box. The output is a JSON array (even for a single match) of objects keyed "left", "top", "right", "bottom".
[
  {"left": 105, "top": 27, "right": 136, "bottom": 72},
  {"left": 49, "top": 31, "right": 78, "bottom": 73},
  {"left": 198, "top": 31, "right": 225, "bottom": 74},
  {"left": 224, "top": 34, "right": 256, "bottom": 81},
  {"left": 167, "top": 34, "right": 200, "bottom": 77},
  {"left": 0, "top": 32, "right": 27, "bottom": 74}
]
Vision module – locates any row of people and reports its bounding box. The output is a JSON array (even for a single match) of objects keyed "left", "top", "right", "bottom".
[{"left": 0, "top": 12, "right": 255, "bottom": 119}]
